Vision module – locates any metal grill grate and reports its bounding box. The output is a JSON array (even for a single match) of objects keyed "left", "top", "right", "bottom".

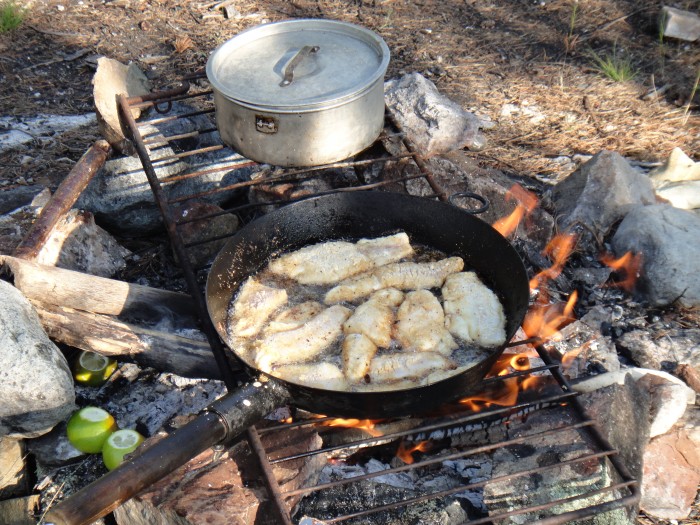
[{"left": 116, "top": 78, "right": 640, "bottom": 524}]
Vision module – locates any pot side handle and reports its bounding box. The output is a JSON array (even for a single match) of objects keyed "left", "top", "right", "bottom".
[{"left": 44, "top": 379, "right": 290, "bottom": 525}]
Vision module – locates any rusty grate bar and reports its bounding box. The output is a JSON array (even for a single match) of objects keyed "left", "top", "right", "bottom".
[{"left": 118, "top": 81, "right": 640, "bottom": 525}]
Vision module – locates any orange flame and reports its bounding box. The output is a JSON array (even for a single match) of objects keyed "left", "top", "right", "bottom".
[
  {"left": 560, "top": 344, "right": 586, "bottom": 373},
  {"left": 601, "top": 252, "right": 643, "bottom": 292},
  {"left": 529, "top": 233, "right": 578, "bottom": 291},
  {"left": 522, "top": 290, "right": 578, "bottom": 340},
  {"left": 396, "top": 440, "right": 433, "bottom": 464},
  {"left": 492, "top": 184, "right": 539, "bottom": 237},
  {"left": 319, "top": 418, "right": 383, "bottom": 438}
]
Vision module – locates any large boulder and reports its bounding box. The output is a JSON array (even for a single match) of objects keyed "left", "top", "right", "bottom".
[
  {"left": 611, "top": 204, "right": 700, "bottom": 307},
  {"left": 548, "top": 151, "right": 656, "bottom": 250},
  {"left": 0, "top": 281, "right": 75, "bottom": 438}
]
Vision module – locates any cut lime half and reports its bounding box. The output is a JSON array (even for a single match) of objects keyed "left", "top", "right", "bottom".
[
  {"left": 102, "top": 429, "right": 145, "bottom": 471},
  {"left": 66, "top": 406, "right": 118, "bottom": 454},
  {"left": 73, "top": 351, "right": 117, "bottom": 387}
]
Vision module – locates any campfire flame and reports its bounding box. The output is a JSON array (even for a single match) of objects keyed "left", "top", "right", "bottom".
[
  {"left": 457, "top": 350, "right": 548, "bottom": 412},
  {"left": 522, "top": 290, "right": 578, "bottom": 341},
  {"left": 529, "top": 233, "right": 578, "bottom": 291},
  {"left": 601, "top": 251, "right": 643, "bottom": 292},
  {"left": 396, "top": 440, "right": 432, "bottom": 464},
  {"left": 319, "top": 418, "right": 383, "bottom": 438},
  {"left": 492, "top": 184, "right": 539, "bottom": 237}
]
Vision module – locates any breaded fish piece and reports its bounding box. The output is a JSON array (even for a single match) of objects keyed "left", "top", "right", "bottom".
[
  {"left": 442, "top": 272, "right": 506, "bottom": 347},
  {"left": 395, "top": 290, "right": 458, "bottom": 354},
  {"left": 229, "top": 277, "right": 288, "bottom": 339},
  {"left": 268, "top": 241, "right": 371, "bottom": 285},
  {"left": 272, "top": 362, "right": 348, "bottom": 390},
  {"left": 369, "top": 352, "right": 456, "bottom": 383},
  {"left": 254, "top": 305, "right": 352, "bottom": 371},
  {"left": 325, "top": 257, "right": 464, "bottom": 304},
  {"left": 343, "top": 288, "right": 404, "bottom": 347},
  {"left": 267, "top": 233, "right": 414, "bottom": 286},
  {"left": 356, "top": 232, "right": 413, "bottom": 267},
  {"left": 265, "top": 301, "right": 325, "bottom": 334},
  {"left": 342, "top": 333, "right": 378, "bottom": 383}
]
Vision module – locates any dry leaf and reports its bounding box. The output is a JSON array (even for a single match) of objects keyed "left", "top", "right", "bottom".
[{"left": 173, "top": 35, "right": 194, "bottom": 54}]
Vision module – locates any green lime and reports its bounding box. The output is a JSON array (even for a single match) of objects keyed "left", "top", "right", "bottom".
[
  {"left": 102, "top": 429, "right": 144, "bottom": 471},
  {"left": 73, "top": 351, "right": 117, "bottom": 387},
  {"left": 66, "top": 407, "right": 118, "bottom": 454}
]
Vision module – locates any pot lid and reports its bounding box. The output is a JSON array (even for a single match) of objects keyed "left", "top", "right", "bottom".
[{"left": 206, "top": 19, "right": 390, "bottom": 110}]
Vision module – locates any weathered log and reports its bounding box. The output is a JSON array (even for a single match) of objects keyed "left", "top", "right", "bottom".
[
  {"left": 0, "top": 255, "right": 197, "bottom": 323},
  {"left": 0, "top": 495, "right": 40, "bottom": 525},
  {"left": 31, "top": 301, "right": 220, "bottom": 380}
]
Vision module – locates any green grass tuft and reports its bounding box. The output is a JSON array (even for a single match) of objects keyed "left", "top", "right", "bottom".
[
  {"left": 588, "top": 47, "right": 637, "bottom": 82},
  {"left": 0, "top": 1, "right": 25, "bottom": 33}
]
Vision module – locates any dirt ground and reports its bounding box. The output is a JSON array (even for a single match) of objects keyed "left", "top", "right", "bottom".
[{"left": 1, "top": 0, "right": 699, "bottom": 523}]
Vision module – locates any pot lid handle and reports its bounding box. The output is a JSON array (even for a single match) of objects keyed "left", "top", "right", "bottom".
[{"left": 280, "top": 45, "right": 320, "bottom": 87}]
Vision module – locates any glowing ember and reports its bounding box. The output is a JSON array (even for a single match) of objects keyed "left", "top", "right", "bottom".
[
  {"left": 319, "top": 418, "right": 383, "bottom": 438},
  {"left": 396, "top": 440, "right": 432, "bottom": 464},
  {"left": 492, "top": 184, "right": 539, "bottom": 237},
  {"left": 601, "top": 251, "right": 643, "bottom": 292}
]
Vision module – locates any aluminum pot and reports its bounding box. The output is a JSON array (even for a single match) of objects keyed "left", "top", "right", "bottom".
[{"left": 206, "top": 19, "right": 390, "bottom": 167}]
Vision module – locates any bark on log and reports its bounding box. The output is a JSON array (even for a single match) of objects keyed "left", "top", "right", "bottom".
[
  {"left": 0, "top": 255, "right": 197, "bottom": 323},
  {"left": 32, "top": 302, "right": 220, "bottom": 380}
]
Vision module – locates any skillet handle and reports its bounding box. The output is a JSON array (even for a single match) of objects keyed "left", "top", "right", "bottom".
[{"left": 44, "top": 379, "right": 290, "bottom": 525}]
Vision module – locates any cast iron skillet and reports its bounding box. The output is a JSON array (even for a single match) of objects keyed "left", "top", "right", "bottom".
[
  {"left": 206, "top": 191, "right": 530, "bottom": 420},
  {"left": 45, "top": 191, "right": 530, "bottom": 525}
]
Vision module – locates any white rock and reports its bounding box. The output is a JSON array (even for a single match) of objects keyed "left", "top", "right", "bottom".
[
  {"left": 0, "top": 114, "right": 96, "bottom": 153},
  {"left": 649, "top": 148, "right": 700, "bottom": 186},
  {"left": 660, "top": 6, "right": 700, "bottom": 42}
]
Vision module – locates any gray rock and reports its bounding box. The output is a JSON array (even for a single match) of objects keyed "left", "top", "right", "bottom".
[
  {"left": 26, "top": 421, "right": 85, "bottom": 468},
  {"left": 0, "top": 281, "right": 75, "bottom": 438},
  {"left": 171, "top": 201, "right": 239, "bottom": 268},
  {"left": 548, "top": 151, "right": 656, "bottom": 250},
  {"left": 77, "top": 103, "right": 256, "bottom": 235},
  {"left": 611, "top": 204, "right": 700, "bottom": 307},
  {"left": 384, "top": 73, "right": 486, "bottom": 157},
  {"left": 0, "top": 185, "right": 45, "bottom": 215},
  {"left": 616, "top": 328, "right": 700, "bottom": 371},
  {"left": 34, "top": 209, "right": 131, "bottom": 277},
  {"left": 581, "top": 374, "right": 651, "bottom": 480},
  {"left": 660, "top": 6, "right": 700, "bottom": 42},
  {"left": 543, "top": 320, "right": 620, "bottom": 379}
]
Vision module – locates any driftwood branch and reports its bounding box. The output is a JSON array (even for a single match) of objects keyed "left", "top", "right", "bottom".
[
  {"left": 1, "top": 255, "right": 197, "bottom": 322},
  {"left": 32, "top": 302, "right": 220, "bottom": 380}
]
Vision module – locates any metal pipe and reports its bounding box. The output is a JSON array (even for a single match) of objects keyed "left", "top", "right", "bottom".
[{"left": 13, "top": 140, "right": 112, "bottom": 260}]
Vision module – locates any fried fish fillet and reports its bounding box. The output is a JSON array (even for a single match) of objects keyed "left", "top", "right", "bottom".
[
  {"left": 268, "top": 241, "right": 371, "bottom": 285},
  {"left": 254, "top": 305, "right": 352, "bottom": 371},
  {"left": 272, "top": 362, "right": 348, "bottom": 390},
  {"left": 267, "top": 233, "right": 414, "bottom": 286},
  {"left": 229, "top": 277, "right": 288, "bottom": 339},
  {"left": 342, "top": 333, "right": 378, "bottom": 382},
  {"left": 369, "top": 352, "right": 456, "bottom": 383},
  {"left": 356, "top": 232, "right": 413, "bottom": 267},
  {"left": 394, "top": 290, "right": 458, "bottom": 355},
  {"left": 265, "top": 301, "right": 325, "bottom": 334},
  {"left": 343, "top": 288, "right": 404, "bottom": 347},
  {"left": 442, "top": 272, "right": 506, "bottom": 347},
  {"left": 325, "top": 257, "right": 465, "bottom": 304}
]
